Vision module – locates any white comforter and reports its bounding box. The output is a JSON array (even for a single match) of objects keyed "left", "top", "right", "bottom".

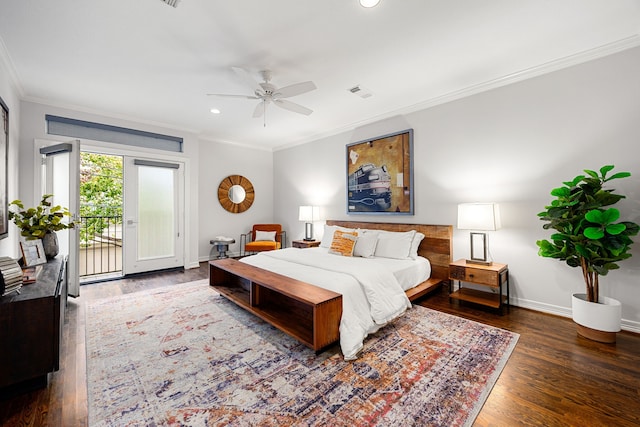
[{"left": 240, "top": 248, "right": 412, "bottom": 360}]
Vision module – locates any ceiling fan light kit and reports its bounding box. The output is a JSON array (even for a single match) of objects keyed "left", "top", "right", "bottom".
[{"left": 208, "top": 67, "right": 316, "bottom": 126}]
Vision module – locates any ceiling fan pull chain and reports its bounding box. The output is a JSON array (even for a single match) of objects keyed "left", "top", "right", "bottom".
[{"left": 263, "top": 101, "right": 267, "bottom": 127}]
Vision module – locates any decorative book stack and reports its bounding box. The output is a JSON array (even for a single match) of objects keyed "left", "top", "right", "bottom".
[{"left": 0, "top": 256, "right": 23, "bottom": 296}]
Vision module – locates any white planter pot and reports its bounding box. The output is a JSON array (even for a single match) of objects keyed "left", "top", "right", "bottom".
[{"left": 571, "top": 293, "right": 621, "bottom": 341}]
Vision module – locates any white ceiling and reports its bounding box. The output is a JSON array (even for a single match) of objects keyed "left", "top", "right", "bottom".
[{"left": 1, "top": 0, "right": 639, "bottom": 150}]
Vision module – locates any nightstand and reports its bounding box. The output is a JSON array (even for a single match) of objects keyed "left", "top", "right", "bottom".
[
  {"left": 448, "top": 259, "right": 509, "bottom": 312},
  {"left": 292, "top": 240, "right": 321, "bottom": 249}
]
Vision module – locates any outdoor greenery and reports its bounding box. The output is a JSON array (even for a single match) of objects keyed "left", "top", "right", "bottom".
[
  {"left": 8, "top": 194, "right": 75, "bottom": 239},
  {"left": 536, "top": 165, "right": 639, "bottom": 303},
  {"left": 79, "top": 153, "right": 123, "bottom": 245}
]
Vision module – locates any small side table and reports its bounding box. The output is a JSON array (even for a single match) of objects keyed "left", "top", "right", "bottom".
[
  {"left": 210, "top": 239, "right": 235, "bottom": 259},
  {"left": 292, "top": 240, "right": 321, "bottom": 249},
  {"left": 448, "top": 259, "right": 509, "bottom": 312}
]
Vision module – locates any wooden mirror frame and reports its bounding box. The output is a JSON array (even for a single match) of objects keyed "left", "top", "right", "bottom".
[{"left": 217, "top": 175, "right": 255, "bottom": 213}]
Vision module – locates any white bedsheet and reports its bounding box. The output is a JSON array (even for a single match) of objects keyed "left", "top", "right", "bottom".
[
  {"left": 240, "top": 248, "right": 426, "bottom": 360},
  {"left": 360, "top": 251, "right": 432, "bottom": 291}
]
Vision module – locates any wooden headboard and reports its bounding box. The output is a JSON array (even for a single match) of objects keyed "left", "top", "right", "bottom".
[{"left": 326, "top": 220, "right": 453, "bottom": 283}]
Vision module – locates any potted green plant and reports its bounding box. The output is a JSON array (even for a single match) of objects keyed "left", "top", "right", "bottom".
[
  {"left": 536, "top": 165, "right": 639, "bottom": 342},
  {"left": 8, "top": 194, "right": 75, "bottom": 259}
]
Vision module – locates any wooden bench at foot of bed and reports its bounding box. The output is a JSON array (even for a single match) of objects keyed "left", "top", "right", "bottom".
[{"left": 209, "top": 258, "right": 342, "bottom": 352}]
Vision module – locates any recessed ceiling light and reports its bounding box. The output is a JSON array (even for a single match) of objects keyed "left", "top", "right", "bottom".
[
  {"left": 359, "top": 0, "right": 380, "bottom": 8},
  {"left": 210, "top": 108, "right": 221, "bottom": 114}
]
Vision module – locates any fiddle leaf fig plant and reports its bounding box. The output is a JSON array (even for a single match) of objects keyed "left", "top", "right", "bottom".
[
  {"left": 536, "top": 165, "right": 639, "bottom": 303},
  {"left": 8, "top": 194, "right": 75, "bottom": 240}
]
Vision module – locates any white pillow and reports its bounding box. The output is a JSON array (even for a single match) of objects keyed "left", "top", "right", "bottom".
[
  {"left": 353, "top": 231, "right": 378, "bottom": 258},
  {"left": 374, "top": 230, "right": 416, "bottom": 259},
  {"left": 255, "top": 230, "right": 276, "bottom": 242},
  {"left": 410, "top": 232, "right": 425, "bottom": 260},
  {"left": 320, "top": 225, "right": 356, "bottom": 248},
  {"left": 358, "top": 228, "right": 376, "bottom": 236}
]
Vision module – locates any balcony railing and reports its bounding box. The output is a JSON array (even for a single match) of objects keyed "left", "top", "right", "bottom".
[{"left": 78, "top": 215, "right": 122, "bottom": 280}]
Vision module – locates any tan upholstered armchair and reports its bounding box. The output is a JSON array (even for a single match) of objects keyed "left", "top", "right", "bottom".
[{"left": 241, "top": 224, "right": 287, "bottom": 255}]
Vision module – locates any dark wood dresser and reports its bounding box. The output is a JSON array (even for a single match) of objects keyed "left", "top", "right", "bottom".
[{"left": 0, "top": 256, "right": 67, "bottom": 395}]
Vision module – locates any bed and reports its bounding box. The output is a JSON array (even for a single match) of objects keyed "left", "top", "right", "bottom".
[{"left": 210, "top": 221, "right": 452, "bottom": 360}]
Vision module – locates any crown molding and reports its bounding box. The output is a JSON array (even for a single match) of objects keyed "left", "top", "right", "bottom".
[
  {"left": 198, "top": 133, "right": 273, "bottom": 152},
  {"left": 394, "top": 34, "right": 640, "bottom": 117},
  {"left": 274, "top": 35, "right": 640, "bottom": 152},
  {"left": 0, "top": 37, "right": 24, "bottom": 97}
]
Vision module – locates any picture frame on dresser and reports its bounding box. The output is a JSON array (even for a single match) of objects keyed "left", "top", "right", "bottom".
[
  {"left": 346, "top": 128, "right": 414, "bottom": 215},
  {"left": 0, "top": 95, "right": 8, "bottom": 240},
  {"left": 20, "top": 240, "right": 47, "bottom": 267}
]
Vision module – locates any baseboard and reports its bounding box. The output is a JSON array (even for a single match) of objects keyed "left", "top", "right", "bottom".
[
  {"left": 621, "top": 319, "right": 640, "bottom": 334},
  {"left": 185, "top": 261, "right": 202, "bottom": 269},
  {"left": 511, "top": 297, "right": 640, "bottom": 334},
  {"left": 511, "top": 296, "right": 571, "bottom": 317}
]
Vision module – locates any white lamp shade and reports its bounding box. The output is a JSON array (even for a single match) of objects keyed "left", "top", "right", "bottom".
[
  {"left": 298, "top": 206, "right": 320, "bottom": 222},
  {"left": 457, "top": 203, "right": 501, "bottom": 231}
]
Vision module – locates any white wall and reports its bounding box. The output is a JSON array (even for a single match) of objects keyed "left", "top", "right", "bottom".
[
  {"left": 274, "top": 46, "right": 640, "bottom": 331},
  {"left": 0, "top": 46, "right": 21, "bottom": 258},
  {"left": 18, "top": 101, "right": 202, "bottom": 270},
  {"left": 197, "top": 140, "right": 274, "bottom": 259}
]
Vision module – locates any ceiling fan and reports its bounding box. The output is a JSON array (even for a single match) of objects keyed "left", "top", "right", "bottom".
[{"left": 208, "top": 67, "right": 317, "bottom": 123}]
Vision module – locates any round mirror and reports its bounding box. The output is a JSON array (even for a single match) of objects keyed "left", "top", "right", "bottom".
[
  {"left": 218, "top": 175, "right": 254, "bottom": 213},
  {"left": 228, "top": 185, "right": 246, "bottom": 204}
]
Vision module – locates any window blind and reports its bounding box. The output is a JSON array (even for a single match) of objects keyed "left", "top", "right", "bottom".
[{"left": 45, "top": 115, "right": 183, "bottom": 153}]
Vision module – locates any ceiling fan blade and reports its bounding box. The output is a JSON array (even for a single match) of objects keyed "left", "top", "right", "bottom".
[
  {"left": 275, "top": 81, "right": 316, "bottom": 99},
  {"left": 207, "top": 93, "right": 259, "bottom": 99},
  {"left": 273, "top": 99, "right": 313, "bottom": 116},
  {"left": 232, "top": 66, "right": 264, "bottom": 95},
  {"left": 253, "top": 100, "right": 268, "bottom": 118}
]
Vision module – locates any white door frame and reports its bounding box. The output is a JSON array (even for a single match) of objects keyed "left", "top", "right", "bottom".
[{"left": 34, "top": 139, "right": 80, "bottom": 296}]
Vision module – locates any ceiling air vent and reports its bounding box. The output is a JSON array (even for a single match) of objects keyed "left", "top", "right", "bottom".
[
  {"left": 161, "top": 0, "right": 180, "bottom": 7},
  {"left": 348, "top": 85, "right": 373, "bottom": 99}
]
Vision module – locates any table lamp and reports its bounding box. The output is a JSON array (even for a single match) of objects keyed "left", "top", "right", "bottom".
[
  {"left": 298, "top": 206, "right": 320, "bottom": 241},
  {"left": 457, "top": 203, "right": 501, "bottom": 265}
]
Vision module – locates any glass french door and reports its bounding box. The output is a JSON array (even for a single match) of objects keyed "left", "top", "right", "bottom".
[
  {"left": 122, "top": 157, "right": 184, "bottom": 275},
  {"left": 35, "top": 139, "right": 80, "bottom": 296}
]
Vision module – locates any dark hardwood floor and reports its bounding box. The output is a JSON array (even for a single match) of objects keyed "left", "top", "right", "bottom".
[{"left": 1, "top": 262, "right": 638, "bottom": 426}]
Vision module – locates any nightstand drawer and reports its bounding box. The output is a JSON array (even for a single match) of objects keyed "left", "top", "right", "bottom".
[
  {"left": 462, "top": 268, "right": 499, "bottom": 287},
  {"left": 449, "top": 265, "right": 500, "bottom": 287}
]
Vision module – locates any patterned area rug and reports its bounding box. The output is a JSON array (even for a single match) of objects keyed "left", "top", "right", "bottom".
[{"left": 86, "top": 280, "right": 519, "bottom": 426}]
